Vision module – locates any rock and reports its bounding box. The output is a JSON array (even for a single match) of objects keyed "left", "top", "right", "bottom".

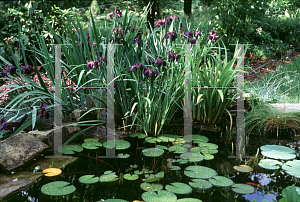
[
  {"left": 0, "top": 132, "right": 49, "bottom": 172},
  {"left": 71, "top": 108, "right": 98, "bottom": 122},
  {"left": 0, "top": 156, "right": 78, "bottom": 201},
  {"left": 28, "top": 125, "right": 70, "bottom": 150}
]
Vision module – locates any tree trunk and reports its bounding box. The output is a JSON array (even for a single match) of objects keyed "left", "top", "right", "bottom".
[
  {"left": 184, "top": 0, "right": 192, "bottom": 16},
  {"left": 146, "top": 0, "right": 157, "bottom": 29}
]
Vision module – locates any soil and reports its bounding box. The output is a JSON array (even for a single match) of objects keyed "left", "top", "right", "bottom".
[{"left": 245, "top": 46, "right": 300, "bottom": 82}]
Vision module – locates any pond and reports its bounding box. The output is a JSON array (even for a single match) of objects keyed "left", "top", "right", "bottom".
[{"left": 4, "top": 118, "right": 300, "bottom": 202}]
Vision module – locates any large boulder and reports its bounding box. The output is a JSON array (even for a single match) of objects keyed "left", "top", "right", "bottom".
[{"left": 0, "top": 132, "right": 49, "bottom": 172}]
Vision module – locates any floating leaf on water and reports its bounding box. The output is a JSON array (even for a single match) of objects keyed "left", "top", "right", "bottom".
[
  {"left": 208, "top": 149, "right": 218, "bottom": 154},
  {"left": 282, "top": 185, "right": 300, "bottom": 196},
  {"left": 117, "top": 153, "right": 130, "bottom": 158},
  {"left": 142, "top": 190, "right": 177, "bottom": 202},
  {"left": 123, "top": 174, "right": 138, "bottom": 181},
  {"left": 134, "top": 170, "right": 144, "bottom": 175},
  {"left": 82, "top": 141, "right": 102, "bottom": 149},
  {"left": 180, "top": 152, "right": 204, "bottom": 163},
  {"left": 42, "top": 168, "right": 62, "bottom": 177},
  {"left": 258, "top": 159, "right": 282, "bottom": 170},
  {"left": 103, "top": 139, "right": 131, "bottom": 150},
  {"left": 183, "top": 134, "right": 209, "bottom": 143},
  {"left": 261, "top": 151, "right": 296, "bottom": 160},
  {"left": 57, "top": 145, "right": 83, "bottom": 154},
  {"left": 130, "top": 164, "right": 138, "bottom": 168},
  {"left": 231, "top": 184, "right": 255, "bottom": 194},
  {"left": 142, "top": 148, "right": 164, "bottom": 157},
  {"left": 260, "top": 145, "right": 295, "bottom": 153},
  {"left": 198, "top": 142, "right": 218, "bottom": 150},
  {"left": 155, "top": 145, "right": 168, "bottom": 150},
  {"left": 104, "top": 170, "right": 115, "bottom": 175},
  {"left": 184, "top": 166, "right": 217, "bottom": 179},
  {"left": 102, "top": 199, "right": 129, "bottom": 202},
  {"left": 165, "top": 182, "right": 192, "bottom": 194},
  {"left": 176, "top": 159, "right": 189, "bottom": 164},
  {"left": 157, "top": 134, "right": 179, "bottom": 142},
  {"left": 143, "top": 171, "right": 164, "bottom": 183},
  {"left": 145, "top": 137, "right": 162, "bottom": 143},
  {"left": 129, "top": 133, "right": 147, "bottom": 139},
  {"left": 233, "top": 165, "right": 253, "bottom": 173},
  {"left": 168, "top": 166, "right": 181, "bottom": 171},
  {"left": 140, "top": 182, "right": 163, "bottom": 192},
  {"left": 169, "top": 145, "right": 188, "bottom": 154},
  {"left": 84, "top": 138, "right": 99, "bottom": 142},
  {"left": 177, "top": 198, "right": 203, "bottom": 202},
  {"left": 203, "top": 154, "right": 214, "bottom": 160},
  {"left": 208, "top": 176, "right": 234, "bottom": 187},
  {"left": 282, "top": 160, "right": 300, "bottom": 178},
  {"left": 189, "top": 179, "right": 213, "bottom": 190},
  {"left": 99, "top": 174, "right": 118, "bottom": 182},
  {"left": 79, "top": 175, "right": 99, "bottom": 184},
  {"left": 142, "top": 169, "right": 153, "bottom": 174},
  {"left": 41, "top": 181, "right": 76, "bottom": 196}
]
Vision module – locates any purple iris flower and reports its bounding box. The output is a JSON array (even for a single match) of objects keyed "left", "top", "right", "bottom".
[
  {"left": 133, "top": 35, "right": 142, "bottom": 46},
  {"left": 130, "top": 63, "right": 144, "bottom": 72},
  {"left": 195, "top": 30, "right": 202, "bottom": 37},
  {"left": 152, "top": 57, "right": 166, "bottom": 68},
  {"left": 0, "top": 118, "right": 19, "bottom": 133},
  {"left": 37, "top": 102, "right": 50, "bottom": 121},
  {"left": 143, "top": 67, "right": 159, "bottom": 78},
  {"left": 21, "top": 64, "right": 34, "bottom": 75},
  {"left": 209, "top": 29, "right": 219, "bottom": 42},
  {"left": 86, "top": 34, "right": 90, "bottom": 41},
  {"left": 1, "top": 65, "right": 17, "bottom": 78},
  {"left": 109, "top": 8, "right": 122, "bottom": 19},
  {"left": 190, "top": 38, "right": 197, "bottom": 44},
  {"left": 179, "top": 23, "right": 183, "bottom": 30},
  {"left": 165, "top": 31, "right": 178, "bottom": 42},
  {"left": 87, "top": 60, "right": 94, "bottom": 70},
  {"left": 167, "top": 50, "right": 181, "bottom": 62},
  {"left": 99, "top": 52, "right": 107, "bottom": 63},
  {"left": 112, "top": 26, "right": 125, "bottom": 36}
]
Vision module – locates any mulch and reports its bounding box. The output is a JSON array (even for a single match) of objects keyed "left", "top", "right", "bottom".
[{"left": 244, "top": 46, "right": 300, "bottom": 82}]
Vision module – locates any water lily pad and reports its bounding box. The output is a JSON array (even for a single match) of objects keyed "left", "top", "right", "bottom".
[
  {"left": 104, "top": 170, "right": 115, "bottom": 175},
  {"left": 41, "top": 181, "right": 76, "bottom": 196},
  {"left": 233, "top": 165, "right": 253, "bottom": 172},
  {"left": 177, "top": 159, "right": 189, "bottom": 164},
  {"left": 231, "top": 184, "right": 255, "bottom": 194},
  {"left": 145, "top": 137, "right": 162, "bottom": 143},
  {"left": 82, "top": 141, "right": 102, "bottom": 149},
  {"left": 42, "top": 168, "right": 62, "bottom": 177},
  {"left": 282, "top": 185, "right": 300, "bottom": 196},
  {"left": 123, "top": 174, "right": 138, "bottom": 180},
  {"left": 157, "top": 134, "right": 179, "bottom": 142},
  {"left": 168, "top": 166, "right": 181, "bottom": 171},
  {"left": 134, "top": 170, "right": 144, "bottom": 175},
  {"left": 260, "top": 145, "right": 295, "bottom": 153},
  {"left": 57, "top": 145, "right": 83, "bottom": 154},
  {"left": 117, "top": 153, "right": 130, "bottom": 158},
  {"left": 258, "top": 159, "right": 282, "bottom": 170},
  {"left": 177, "top": 198, "right": 202, "bottom": 202},
  {"left": 140, "top": 182, "right": 163, "bottom": 192},
  {"left": 198, "top": 142, "right": 218, "bottom": 150},
  {"left": 189, "top": 179, "right": 213, "bottom": 190},
  {"left": 103, "top": 139, "right": 131, "bottom": 150},
  {"left": 142, "top": 148, "right": 164, "bottom": 157},
  {"left": 143, "top": 171, "right": 164, "bottom": 183},
  {"left": 180, "top": 152, "right": 204, "bottom": 163},
  {"left": 129, "top": 133, "right": 147, "bottom": 139},
  {"left": 184, "top": 166, "right": 217, "bottom": 179},
  {"left": 282, "top": 160, "right": 300, "bottom": 178},
  {"left": 203, "top": 154, "right": 214, "bottom": 160},
  {"left": 102, "top": 199, "right": 129, "bottom": 202},
  {"left": 208, "top": 176, "right": 233, "bottom": 187},
  {"left": 99, "top": 174, "right": 118, "bottom": 182},
  {"left": 169, "top": 145, "right": 188, "bottom": 153},
  {"left": 155, "top": 145, "right": 168, "bottom": 150},
  {"left": 165, "top": 182, "right": 192, "bottom": 194},
  {"left": 79, "top": 175, "right": 99, "bottom": 184},
  {"left": 261, "top": 151, "right": 296, "bottom": 160},
  {"left": 142, "top": 190, "right": 177, "bottom": 202},
  {"left": 142, "top": 169, "right": 153, "bottom": 174},
  {"left": 84, "top": 138, "right": 99, "bottom": 142}
]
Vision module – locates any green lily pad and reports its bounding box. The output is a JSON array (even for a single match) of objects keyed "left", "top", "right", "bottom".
[
  {"left": 102, "top": 199, "right": 129, "bottom": 202},
  {"left": 177, "top": 198, "right": 203, "bottom": 202},
  {"left": 84, "top": 138, "right": 99, "bottom": 142},
  {"left": 261, "top": 150, "right": 296, "bottom": 160},
  {"left": 258, "top": 159, "right": 282, "bottom": 170},
  {"left": 231, "top": 184, "right": 255, "bottom": 194},
  {"left": 41, "top": 181, "right": 76, "bottom": 196},
  {"left": 140, "top": 182, "right": 163, "bottom": 192},
  {"left": 99, "top": 174, "right": 118, "bottom": 182},
  {"left": 168, "top": 166, "right": 181, "bottom": 171},
  {"left": 123, "top": 174, "right": 138, "bottom": 180},
  {"left": 208, "top": 176, "right": 233, "bottom": 187},
  {"left": 117, "top": 153, "right": 130, "bottom": 158},
  {"left": 82, "top": 141, "right": 102, "bottom": 149},
  {"left": 142, "top": 148, "right": 164, "bottom": 157},
  {"left": 177, "top": 159, "right": 189, "bottom": 164},
  {"left": 282, "top": 185, "right": 300, "bottom": 196},
  {"left": 134, "top": 170, "right": 144, "bottom": 175},
  {"left": 145, "top": 137, "right": 162, "bottom": 143},
  {"left": 155, "top": 145, "right": 168, "bottom": 150},
  {"left": 103, "top": 139, "right": 131, "bottom": 150},
  {"left": 142, "top": 169, "right": 153, "bottom": 174},
  {"left": 169, "top": 145, "right": 188, "bottom": 153},
  {"left": 260, "top": 145, "right": 295, "bottom": 153},
  {"left": 165, "top": 182, "right": 192, "bottom": 194},
  {"left": 198, "top": 142, "right": 218, "bottom": 149},
  {"left": 129, "top": 133, "right": 147, "bottom": 139},
  {"left": 203, "top": 154, "right": 214, "bottom": 160},
  {"left": 142, "top": 190, "right": 177, "bottom": 202},
  {"left": 180, "top": 152, "right": 204, "bottom": 163},
  {"left": 57, "top": 145, "right": 83, "bottom": 155},
  {"left": 183, "top": 134, "right": 209, "bottom": 143},
  {"left": 104, "top": 170, "right": 115, "bottom": 175},
  {"left": 233, "top": 165, "right": 253, "bottom": 173},
  {"left": 79, "top": 175, "right": 99, "bottom": 184},
  {"left": 282, "top": 160, "right": 300, "bottom": 178},
  {"left": 157, "top": 134, "right": 179, "bottom": 142},
  {"left": 189, "top": 179, "right": 213, "bottom": 190},
  {"left": 143, "top": 171, "right": 164, "bottom": 183},
  {"left": 184, "top": 166, "right": 217, "bottom": 179}
]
